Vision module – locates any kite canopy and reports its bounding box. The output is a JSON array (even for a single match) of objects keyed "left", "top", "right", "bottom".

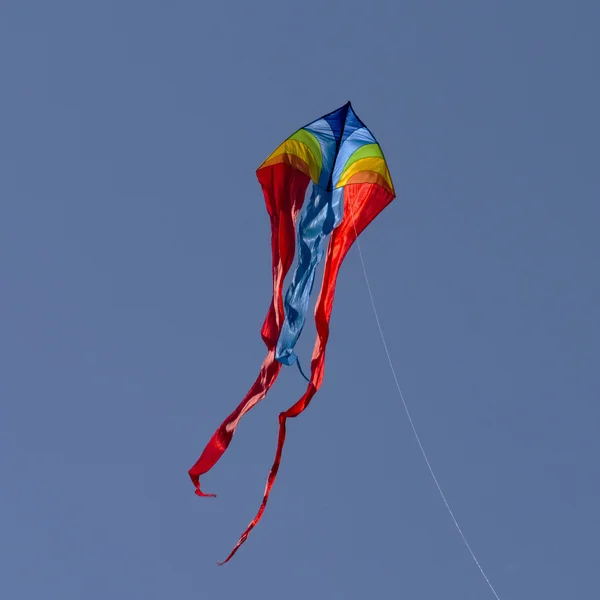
[
  {"left": 261, "top": 102, "right": 394, "bottom": 367},
  {"left": 189, "top": 102, "right": 395, "bottom": 563}
]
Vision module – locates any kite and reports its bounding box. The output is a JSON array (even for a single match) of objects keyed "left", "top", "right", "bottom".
[{"left": 189, "top": 102, "right": 395, "bottom": 563}]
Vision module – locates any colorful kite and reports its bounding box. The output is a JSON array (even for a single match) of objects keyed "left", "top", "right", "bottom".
[{"left": 189, "top": 102, "right": 395, "bottom": 563}]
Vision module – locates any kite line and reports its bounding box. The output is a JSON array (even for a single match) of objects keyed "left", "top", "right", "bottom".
[{"left": 351, "top": 218, "right": 501, "bottom": 600}]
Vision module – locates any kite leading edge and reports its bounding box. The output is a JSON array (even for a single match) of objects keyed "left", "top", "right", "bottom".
[{"left": 188, "top": 102, "right": 395, "bottom": 563}]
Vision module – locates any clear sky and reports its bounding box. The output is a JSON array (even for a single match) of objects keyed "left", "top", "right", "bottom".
[{"left": 1, "top": 1, "right": 599, "bottom": 598}]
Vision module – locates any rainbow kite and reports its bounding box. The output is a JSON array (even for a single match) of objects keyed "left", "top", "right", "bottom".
[{"left": 189, "top": 102, "right": 395, "bottom": 563}]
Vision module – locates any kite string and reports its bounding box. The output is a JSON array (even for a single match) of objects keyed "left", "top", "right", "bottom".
[{"left": 350, "top": 220, "right": 501, "bottom": 600}]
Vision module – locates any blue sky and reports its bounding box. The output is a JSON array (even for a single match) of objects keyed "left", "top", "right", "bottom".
[{"left": 1, "top": 1, "right": 599, "bottom": 598}]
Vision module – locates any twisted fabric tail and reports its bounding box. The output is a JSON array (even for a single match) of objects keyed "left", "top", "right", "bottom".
[
  {"left": 188, "top": 352, "right": 283, "bottom": 496},
  {"left": 188, "top": 164, "right": 310, "bottom": 496},
  {"left": 218, "top": 183, "right": 395, "bottom": 563}
]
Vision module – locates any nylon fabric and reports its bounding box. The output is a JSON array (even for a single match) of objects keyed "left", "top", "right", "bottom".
[
  {"left": 275, "top": 185, "right": 340, "bottom": 366},
  {"left": 219, "top": 182, "right": 395, "bottom": 563},
  {"left": 188, "top": 163, "right": 309, "bottom": 495},
  {"left": 188, "top": 102, "right": 396, "bottom": 566}
]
